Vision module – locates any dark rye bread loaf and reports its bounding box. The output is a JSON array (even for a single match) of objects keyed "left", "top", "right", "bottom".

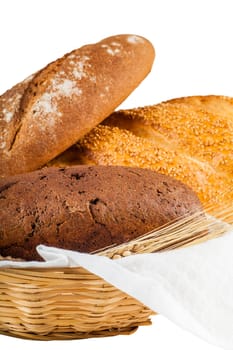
[{"left": 0, "top": 165, "right": 202, "bottom": 261}]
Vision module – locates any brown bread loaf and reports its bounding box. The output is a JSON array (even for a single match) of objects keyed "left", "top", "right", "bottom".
[
  {"left": 0, "top": 34, "right": 155, "bottom": 177},
  {"left": 49, "top": 95, "right": 233, "bottom": 208},
  {"left": 0, "top": 165, "right": 202, "bottom": 261}
]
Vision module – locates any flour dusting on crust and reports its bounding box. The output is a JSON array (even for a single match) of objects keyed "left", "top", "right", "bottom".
[
  {"left": 127, "top": 35, "right": 145, "bottom": 44},
  {"left": 0, "top": 75, "right": 34, "bottom": 151},
  {"left": 32, "top": 78, "right": 82, "bottom": 123},
  {"left": 101, "top": 43, "right": 121, "bottom": 56}
]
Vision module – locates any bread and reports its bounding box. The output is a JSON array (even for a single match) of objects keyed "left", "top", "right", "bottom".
[
  {"left": 48, "top": 95, "right": 233, "bottom": 208},
  {"left": 0, "top": 34, "right": 155, "bottom": 177},
  {"left": 0, "top": 165, "right": 202, "bottom": 261}
]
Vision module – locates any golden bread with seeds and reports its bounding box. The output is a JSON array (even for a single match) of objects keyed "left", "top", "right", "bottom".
[{"left": 49, "top": 95, "right": 233, "bottom": 208}]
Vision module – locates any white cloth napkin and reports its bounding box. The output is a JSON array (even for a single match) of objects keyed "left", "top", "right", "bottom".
[{"left": 0, "top": 228, "right": 233, "bottom": 349}]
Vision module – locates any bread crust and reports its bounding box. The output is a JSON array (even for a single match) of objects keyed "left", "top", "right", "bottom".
[
  {"left": 49, "top": 96, "right": 233, "bottom": 207},
  {"left": 0, "top": 165, "right": 202, "bottom": 261},
  {"left": 0, "top": 34, "right": 155, "bottom": 177}
]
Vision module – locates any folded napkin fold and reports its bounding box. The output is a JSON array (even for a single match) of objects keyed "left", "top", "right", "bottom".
[{"left": 0, "top": 227, "right": 233, "bottom": 349}]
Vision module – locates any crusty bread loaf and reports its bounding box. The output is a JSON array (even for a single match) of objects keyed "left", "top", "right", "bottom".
[
  {"left": 0, "top": 165, "right": 202, "bottom": 261},
  {"left": 0, "top": 34, "right": 155, "bottom": 177},
  {"left": 48, "top": 96, "right": 233, "bottom": 207}
]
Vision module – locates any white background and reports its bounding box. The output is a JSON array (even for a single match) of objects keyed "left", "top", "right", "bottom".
[{"left": 0, "top": 0, "right": 232, "bottom": 349}]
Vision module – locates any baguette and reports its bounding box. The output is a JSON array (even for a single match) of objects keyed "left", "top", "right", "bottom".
[
  {"left": 0, "top": 34, "right": 155, "bottom": 177},
  {"left": 0, "top": 165, "right": 202, "bottom": 261},
  {"left": 48, "top": 95, "right": 233, "bottom": 207}
]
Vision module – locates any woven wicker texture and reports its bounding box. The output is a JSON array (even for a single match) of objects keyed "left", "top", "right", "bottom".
[
  {"left": 0, "top": 209, "right": 231, "bottom": 340},
  {"left": 0, "top": 267, "right": 153, "bottom": 340}
]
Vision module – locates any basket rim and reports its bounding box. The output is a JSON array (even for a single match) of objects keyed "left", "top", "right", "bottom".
[{"left": 0, "top": 211, "right": 230, "bottom": 271}]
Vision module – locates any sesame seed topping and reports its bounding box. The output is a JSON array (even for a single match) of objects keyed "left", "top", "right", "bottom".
[{"left": 73, "top": 95, "right": 233, "bottom": 207}]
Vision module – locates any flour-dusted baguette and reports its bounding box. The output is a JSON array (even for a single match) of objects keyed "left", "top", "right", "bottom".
[
  {"left": 48, "top": 95, "right": 233, "bottom": 207},
  {"left": 0, "top": 34, "right": 155, "bottom": 177},
  {"left": 0, "top": 165, "right": 202, "bottom": 261}
]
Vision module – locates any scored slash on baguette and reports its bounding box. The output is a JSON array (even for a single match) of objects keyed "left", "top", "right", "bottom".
[{"left": 0, "top": 34, "right": 155, "bottom": 177}]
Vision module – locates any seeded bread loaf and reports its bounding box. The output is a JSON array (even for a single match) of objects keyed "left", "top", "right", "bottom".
[
  {"left": 49, "top": 95, "right": 233, "bottom": 208},
  {"left": 0, "top": 165, "right": 202, "bottom": 261},
  {"left": 0, "top": 34, "right": 155, "bottom": 177}
]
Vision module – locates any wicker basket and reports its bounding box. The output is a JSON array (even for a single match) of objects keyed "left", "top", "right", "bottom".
[
  {"left": 0, "top": 266, "right": 154, "bottom": 340},
  {"left": 0, "top": 212, "right": 228, "bottom": 341}
]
